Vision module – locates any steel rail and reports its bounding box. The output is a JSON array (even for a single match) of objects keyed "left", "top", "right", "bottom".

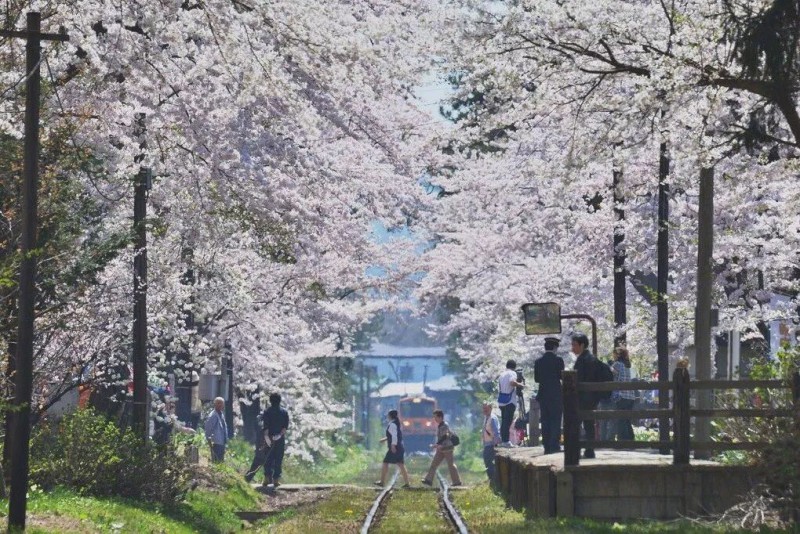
[
  {"left": 436, "top": 472, "right": 469, "bottom": 534},
  {"left": 360, "top": 471, "right": 398, "bottom": 534}
]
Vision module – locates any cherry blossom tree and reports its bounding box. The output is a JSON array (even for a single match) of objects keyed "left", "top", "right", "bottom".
[
  {"left": 417, "top": 0, "right": 800, "bottom": 380},
  {"left": 0, "top": 0, "right": 442, "bottom": 458}
]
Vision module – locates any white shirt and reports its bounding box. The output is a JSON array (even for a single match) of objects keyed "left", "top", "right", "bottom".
[
  {"left": 387, "top": 421, "right": 398, "bottom": 446},
  {"left": 498, "top": 369, "right": 517, "bottom": 406}
]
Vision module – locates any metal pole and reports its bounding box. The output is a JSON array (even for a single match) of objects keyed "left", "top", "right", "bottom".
[
  {"left": 359, "top": 360, "right": 365, "bottom": 438},
  {"left": 657, "top": 141, "right": 670, "bottom": 454},
  {"left": 365, "top": 367, "right": 371, "bottom": 449},
  {"left": 224, "top": 348, "right": 234, "bottom": 439},
  {"left": 613, "top": 153, "right": 627, "bottom": 348},
  {"left": 561, "top": 313, "right": 598, "bottom": 358},
  {"left": 132, "top": 166, "right": 149, "bottom": 442},
  {"left": 8, "top": 13, "right": 42, "bottom": 529},
  {"left": 694, "top": 167, "right": 714, "bottom": 459}
]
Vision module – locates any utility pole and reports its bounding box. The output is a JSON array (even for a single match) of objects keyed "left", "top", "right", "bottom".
[
  {"left": 1, "top": 12, "right": 68, "bottom": 530},
  {"left": 132, "top": 140, "right": 152, "bottom": 442},
  {"left": 657, "top": 141, "right": 671, "bottom": 453},
  {"left": 613, "top": 146, "right": 627, "bottom": 348},
  {"left": 694, "top": 167, "right": 714, "bottom": 459}
]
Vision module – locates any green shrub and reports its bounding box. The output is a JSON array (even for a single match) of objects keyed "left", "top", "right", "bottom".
[
  {"left": 30, "top": 408, "right": 189, "bottom": 504},
  {"left": 713, "top": 345, "right": 800, "bottom": 520}
]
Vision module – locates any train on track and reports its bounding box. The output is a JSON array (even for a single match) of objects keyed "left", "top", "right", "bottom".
[{"left": 397, "top": 394, "right": 437, "bottom": 451}]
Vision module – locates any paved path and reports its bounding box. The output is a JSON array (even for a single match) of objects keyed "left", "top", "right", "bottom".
[{"left": 497, "top": 446, "right": 723, "bottom": 470}]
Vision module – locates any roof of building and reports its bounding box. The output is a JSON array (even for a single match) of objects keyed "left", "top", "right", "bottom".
[
  {"left": 360, "top": 343, "right": 448, "bottom": 358},
  {"left": 371, "top": 374, "right": 461, "bottom": 398}
]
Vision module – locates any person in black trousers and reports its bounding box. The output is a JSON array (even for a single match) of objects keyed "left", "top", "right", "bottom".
[
  {"left": 497, "top": 359, "right": 525, "bottom": 446},
  {"left": 244, "top": 414, "right": 267, "bottom": 484},
  {"left": 572, "top": 333, "right": 598, "bottom": 458},
  {"left": 262, "top": 393, "right": 290, "bottom": 487},
  {"left": 245, "top": 393, "right": 290, "bottom": 487},
  {"left": 534, "top": 337, "right": 564, "bottom": 454}
]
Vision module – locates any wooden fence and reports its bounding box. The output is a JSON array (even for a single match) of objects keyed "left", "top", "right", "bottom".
[{"left": 559, "top": 367, "right": 800, "bottom": 466}]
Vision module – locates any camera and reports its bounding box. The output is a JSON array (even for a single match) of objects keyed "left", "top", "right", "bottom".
[{"left": 515, "top": 369, "right": 525, "bottom": 396}]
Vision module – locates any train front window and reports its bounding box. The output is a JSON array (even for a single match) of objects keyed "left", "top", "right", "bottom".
[{"left": 401, "top": 400, "right": 435, "bottom": 418}]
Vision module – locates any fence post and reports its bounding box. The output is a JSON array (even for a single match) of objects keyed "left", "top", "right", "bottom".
[
  {"left": 529, "top": 397, "right": 541, "bottom": 447},
  {"left": 562, "top": 370, "right": 580, "bottom": 466},
  {"left": 673, "top": 367, "right": 690, "bottom": 465}
]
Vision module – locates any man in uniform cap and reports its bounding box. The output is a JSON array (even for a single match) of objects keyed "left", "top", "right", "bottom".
[{"left": 534, "top": 337, "right": 565, "bottom": 454}]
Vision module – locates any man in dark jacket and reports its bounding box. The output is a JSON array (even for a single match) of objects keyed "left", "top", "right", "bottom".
[
  {"left": 262, "top": 393, "right": 290, "bottom": 487},
  {"left": 534, "top": 337, "right": 564, "bottom": 454},
  {"left": 572, "top": 333, "right": 598, "bottom": 458}
]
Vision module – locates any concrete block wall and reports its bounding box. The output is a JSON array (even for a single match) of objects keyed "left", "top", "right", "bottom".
[{"left": 495, "top": 456, "right": 758, "bottom": 520}]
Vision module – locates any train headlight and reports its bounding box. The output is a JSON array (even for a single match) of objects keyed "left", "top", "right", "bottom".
[{"left": 403, "top": 421, "right": 411, "bottom": 427}]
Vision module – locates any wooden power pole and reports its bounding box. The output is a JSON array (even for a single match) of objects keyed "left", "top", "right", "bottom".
[
  {"left": 132, "top": 165, "right": 152, "bottom": 442},
  {"left": 613, "top": 149, "right": 627, "bottom": 348},
  {"left": 0, "top": 12, "right": 68, "bottom": 531},
  {"left": 657, "top": 141, "right": 671, "bottom": 453},
  {"left": 694, "top": 167, "right": 714, "bottom": 459}
]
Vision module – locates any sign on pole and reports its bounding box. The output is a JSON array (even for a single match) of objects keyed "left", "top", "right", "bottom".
[{"left": 521, "top": 302, "right": 562, "bottom": 335}]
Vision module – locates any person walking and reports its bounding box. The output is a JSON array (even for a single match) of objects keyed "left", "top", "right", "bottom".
[
  {"left": 421, "top": 410, "right": 462, "bottom": 487},
  {"left": 572, "top": 333, "right": 598, "bottom": 459},
  {"left": 498, "top": 360, "right": 524, "bottom": 447},
  {"left": 534, "top": 337, "right": 564, "bottom": 454},
  {"left": 204, "top": 397, "right": 229, "bottom": 463},
  {"left": 262, "top": 393, "right": 290, "bottom": 487},
  {"left": 244, "top": 413, "right": 267, "bottom": 483},
  {"left": 376, "top": 409, "right": 411, "bottom": 488},
  {"left": 612, "top": 347, "right": 636, "bottom": 441},
  {"left": 480, "top": 403, "right": 500, "bottom": 480}
]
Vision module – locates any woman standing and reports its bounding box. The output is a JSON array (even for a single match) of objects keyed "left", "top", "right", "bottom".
[
  {"left": 376, "top": 409, "right": 411, "bottom": 488},
  {"left": 612, "top": 347, "right": 636, "bottom": 441}
]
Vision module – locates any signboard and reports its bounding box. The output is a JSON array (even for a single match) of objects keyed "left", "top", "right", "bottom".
[{"left": 521, "top": 302, "right": 562, "bottom": 335}]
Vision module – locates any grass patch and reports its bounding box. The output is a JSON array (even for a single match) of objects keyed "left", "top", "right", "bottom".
[
  {"left": 223, "top": 437, "right": 383, "bottom": 485},
  {"left": 2, "top": 463, "right": 264, "bottom": 534},
  {"left": 225, "top": 433, "right": 488, "bottom": 487},
  {"left": 257, "top": 487, "right": 376, "bottom": 533},
  {"left": 450, "top": 484, "right": 791, "bottom": 533},
  {"left": 375, "top": 488, "right": 450, "bottom": 534},
  {"left": 21, "top": 488, "right": 196, "bottom": 534}
]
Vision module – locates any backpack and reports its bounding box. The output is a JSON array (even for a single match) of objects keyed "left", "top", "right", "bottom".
[{"left": 593, "top": 359, "right": 614, "bottom": 401}]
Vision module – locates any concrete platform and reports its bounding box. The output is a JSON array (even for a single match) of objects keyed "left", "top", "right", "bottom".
[{"left": 495, "top": 447, "right": 759, "bottom": 520}]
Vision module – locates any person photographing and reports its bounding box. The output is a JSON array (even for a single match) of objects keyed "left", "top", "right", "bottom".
[{"left": 498, "top": 359, "right": 525, "bottom": 447}]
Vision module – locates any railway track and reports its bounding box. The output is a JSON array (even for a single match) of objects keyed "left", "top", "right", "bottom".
[
  {"left": 436, "top": 472, "right": 469, "bottom": 534},
  {"left": 360, "top": 471, "right": 398, "bottom": 534},
  {"left": 360, "top": 471, "right": 469, "bottom": 533}
]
